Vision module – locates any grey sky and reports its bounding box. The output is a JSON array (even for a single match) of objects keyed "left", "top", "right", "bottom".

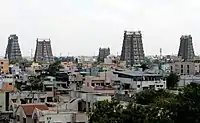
[{"left": 0, "top": 0, "right": 200, "bottom": 57}]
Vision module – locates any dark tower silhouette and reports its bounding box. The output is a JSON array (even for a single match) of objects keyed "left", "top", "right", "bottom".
[
  {"left": 120, "top": 31, "right": 145, "bottom": 66},
  {"left": 5, "top": 34, "right": 22, "bottom": 62},
  {"left": 34, "top": 39, "right": 54, "bottom": 63},
  {"left": 178, "top": 35, "right": 195, "bottom": 61},
  {"left": 98, "top": 48, "right": 110, "bottom": 62}
]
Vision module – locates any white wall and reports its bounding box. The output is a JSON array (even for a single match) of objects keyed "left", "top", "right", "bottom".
[{"left": 44, "top": 113, "right": 72, "bottom": 123}]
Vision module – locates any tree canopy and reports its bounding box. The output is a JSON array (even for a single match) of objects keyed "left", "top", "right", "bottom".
[
  {"left": 90, "top": 83, "right": 200, "bottom": 123},
  {"left": 47, "top": 60, "right": 63, "bottom": 75},
  {"left": 166, "top": 73, "right": 179, "bottom": 89}
]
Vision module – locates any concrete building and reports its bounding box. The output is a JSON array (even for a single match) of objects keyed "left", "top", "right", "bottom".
[
  {"left": 170, "top": 62, "right": 195, "bottom": 75},
  {"left": 32, "top": 109, "right": 88, "bottom": 123},
  {"left": 34, "top": 39, "right": 54, "bottom": 64},
  {"left": 14, "top": 104, "right": 49, "bottom": 123},
  {"left": 178, "top": 35, "right": 195, "bottom": 61},
  {"left": 194, "top": 60, "right": 200, "bottom": 74},
  {"left": 82, "top": 76, "right": 116, "bottom": 95},
  {"left": 5, "top": 34, "right": 22, "bottom": 62},
  {"left": 0, "top": 59, "right": 9, "bottom": 74},
  {"left": 98, "top": 47, "right": 110, "bottom": 62},
  {"left": 120, "top": 31, "right": 145, "bottom": 66},
  {"left": 113, "top": 70, "right": 166, "bottom": 93},
  {"left": 178, "top": 75, "right": 200, "bottom": 88}
]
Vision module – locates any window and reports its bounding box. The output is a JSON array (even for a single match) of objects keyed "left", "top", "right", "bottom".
[
  {"left": 181, "top": 65, "right": 183, "bottom": 68},
  {"left": 137, "top": 85, "right": 140, "bottom": 88},
  {"left": 34, "top": 119, "right": 37, "bottom": 123},
  {"left": 187, "top": 65, "right": 190, "bottom": 69},
  {"left": 17, "top": 115, "right": 20, "bottom": 121},
  {"left": 40, "top": 98, "right": 45, "bottom": 103},
  {"left": 12, "top": 99, "right": 17, "bottom": 103},
  {"left": 0, "top": 62, "right": 3, "bottom": 65},
  {"left": 181, "top": 69, "right": 183, "bottom": 74},
  {"left": 47, "top": 97, "right": 53, "bottom": 102},
  {"left": 23, "top": 118, "right": 26, "bottom": 123},
  {"left": 9, "top": 83, "right": 12, "bottom": 85},
  {"left": 187, "top": 70, "right": 190, "bottom": 74}
]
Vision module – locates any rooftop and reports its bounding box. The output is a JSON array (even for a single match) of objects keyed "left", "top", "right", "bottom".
[
  {"left": 113, "top": 70, "right": 164, "bottom": 77},
  {"left": 21, "top": 104, "right": 49, "bottom": 116}
]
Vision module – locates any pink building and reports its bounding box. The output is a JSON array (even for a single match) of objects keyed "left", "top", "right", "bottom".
[{"left": 82, "top": 76, "right": 115, "bottom": 95}]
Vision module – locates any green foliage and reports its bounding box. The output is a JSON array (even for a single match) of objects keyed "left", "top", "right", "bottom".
[
  {"left": 29, "top": 76, "right": 43, "bottom": 91},
  {"left": 75, "top": 58, "right": 78, "bottom": 64},
  {"left": 15, "top": 81, "right": 23, "bottom": 90},
  {"left": 166, "top": 73, "right": 179, "bottom": 89},
  {"left": 92, "top": 61, "right": 100, "bottom": 67},
  {"left": 89, "top": 100, "right": 123, "bottom": 123},
  {"left": 48, "top": 60, "right": 63, "bottom": 75},
  {"left": 136, "top": 89, "right": 176, "bottom": 106},
  {"left": 90, "top": 83, "right": 200, "bottom": 123},
  {"left": 167, "top": 83, "right": 200, "bottom": 123},
  {"left": 140, "top": 63, "right": 149, "bottom": 71},
  {"left": 89, "top": 99, "right": 172, "bottom": 123}
]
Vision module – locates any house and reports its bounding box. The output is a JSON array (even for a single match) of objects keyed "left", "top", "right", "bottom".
[
  {"left": 32, "top": 108, "right": 88, "bottom": 123},
  {"left": 82, "top": 76, "right": 115, "bottom": 95},
  {"left": 14, "top": 104, "right": 49, "bottom": 123}
]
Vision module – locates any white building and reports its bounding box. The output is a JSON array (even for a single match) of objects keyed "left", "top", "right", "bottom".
[
  {"left": 32, "top": 109, "right": 88, "bottom": 123},
  {"left": 113, "top": 70, "right": 166, "bottom": 93},
  {"left": 178, "top": 75, "right": 200, "bottom": 87}
]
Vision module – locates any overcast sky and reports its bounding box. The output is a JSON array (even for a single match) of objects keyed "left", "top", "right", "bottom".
[{"left": 0, "top": 0, "right": 200, "bottom": 57}]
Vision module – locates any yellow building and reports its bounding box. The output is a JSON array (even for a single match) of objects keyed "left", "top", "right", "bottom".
[
  {"left": 0, "top": 59, "right": 9, "bottom": 74},
  {"left": 31, "top": 62, "right": 41, "bottom": 70}
]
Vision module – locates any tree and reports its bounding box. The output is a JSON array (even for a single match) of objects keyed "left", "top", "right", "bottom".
[
  {"left": 166, "top": 73, "right": 179, "bottom": 89},
  {"left": 90, "top": 83, "right": 200, "bottom": 123},
  {"left": 75, "top": 58, "right": 78, "bottom": 64},
  {"left": 136, "top": 89, "right": 176, "bottom": 107},
  {"left": 89, "top": 99, "right": 123, "bottom": 123},
  {"left": 47, "top": 60, "right": 63, "bottom": 75},
  {"left": 28, "top": 75, "right": 43, "bottom": 91},
  {"left": 140, "top": 64, "right": 149, "bottom": 71},
  {"left": 166, "top": 83, "right": 200, "bottom": 123},
  {"left": 89, "top": 99, "right": 172, "bottom": 123}
]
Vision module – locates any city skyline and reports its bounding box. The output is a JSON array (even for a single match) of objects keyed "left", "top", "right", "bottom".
[{"left": 0, "top": 0, "right": 200, "bottom": 56}]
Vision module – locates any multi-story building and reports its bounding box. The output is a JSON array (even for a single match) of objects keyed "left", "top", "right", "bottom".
[
  {"left": 178, "top": 35, "right": 195, "bottom": 61},
  {"left": 34, "top": 39, "right": 54, "bottom": 63},
  {"left": 98, "top": 48, "right": 110, "bottom": 62},
  {"left": 178, "top": 75, "right": 200, "bottom": 88},
  {"left": 0, "top": 59, "right": 9, "bottom": 74},
  {"left": 120, "top": 31, "right": 145, "bottom": 66},
  {"left": 113, "top": 70, "right": 166, "bottom": 93},
  {"left": 5, "top": 34, "right": 22, "bottom": 62},
  {"left": 170, "top": 62, "right": 195, "bottom": 75},
  {"left": 82, "top": 76, "right": 116, "bottom": 95}
]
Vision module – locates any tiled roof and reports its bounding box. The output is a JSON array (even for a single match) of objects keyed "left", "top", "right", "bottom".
[{"left": 21, "top": 104, "right": 49, "bottom": 116}]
